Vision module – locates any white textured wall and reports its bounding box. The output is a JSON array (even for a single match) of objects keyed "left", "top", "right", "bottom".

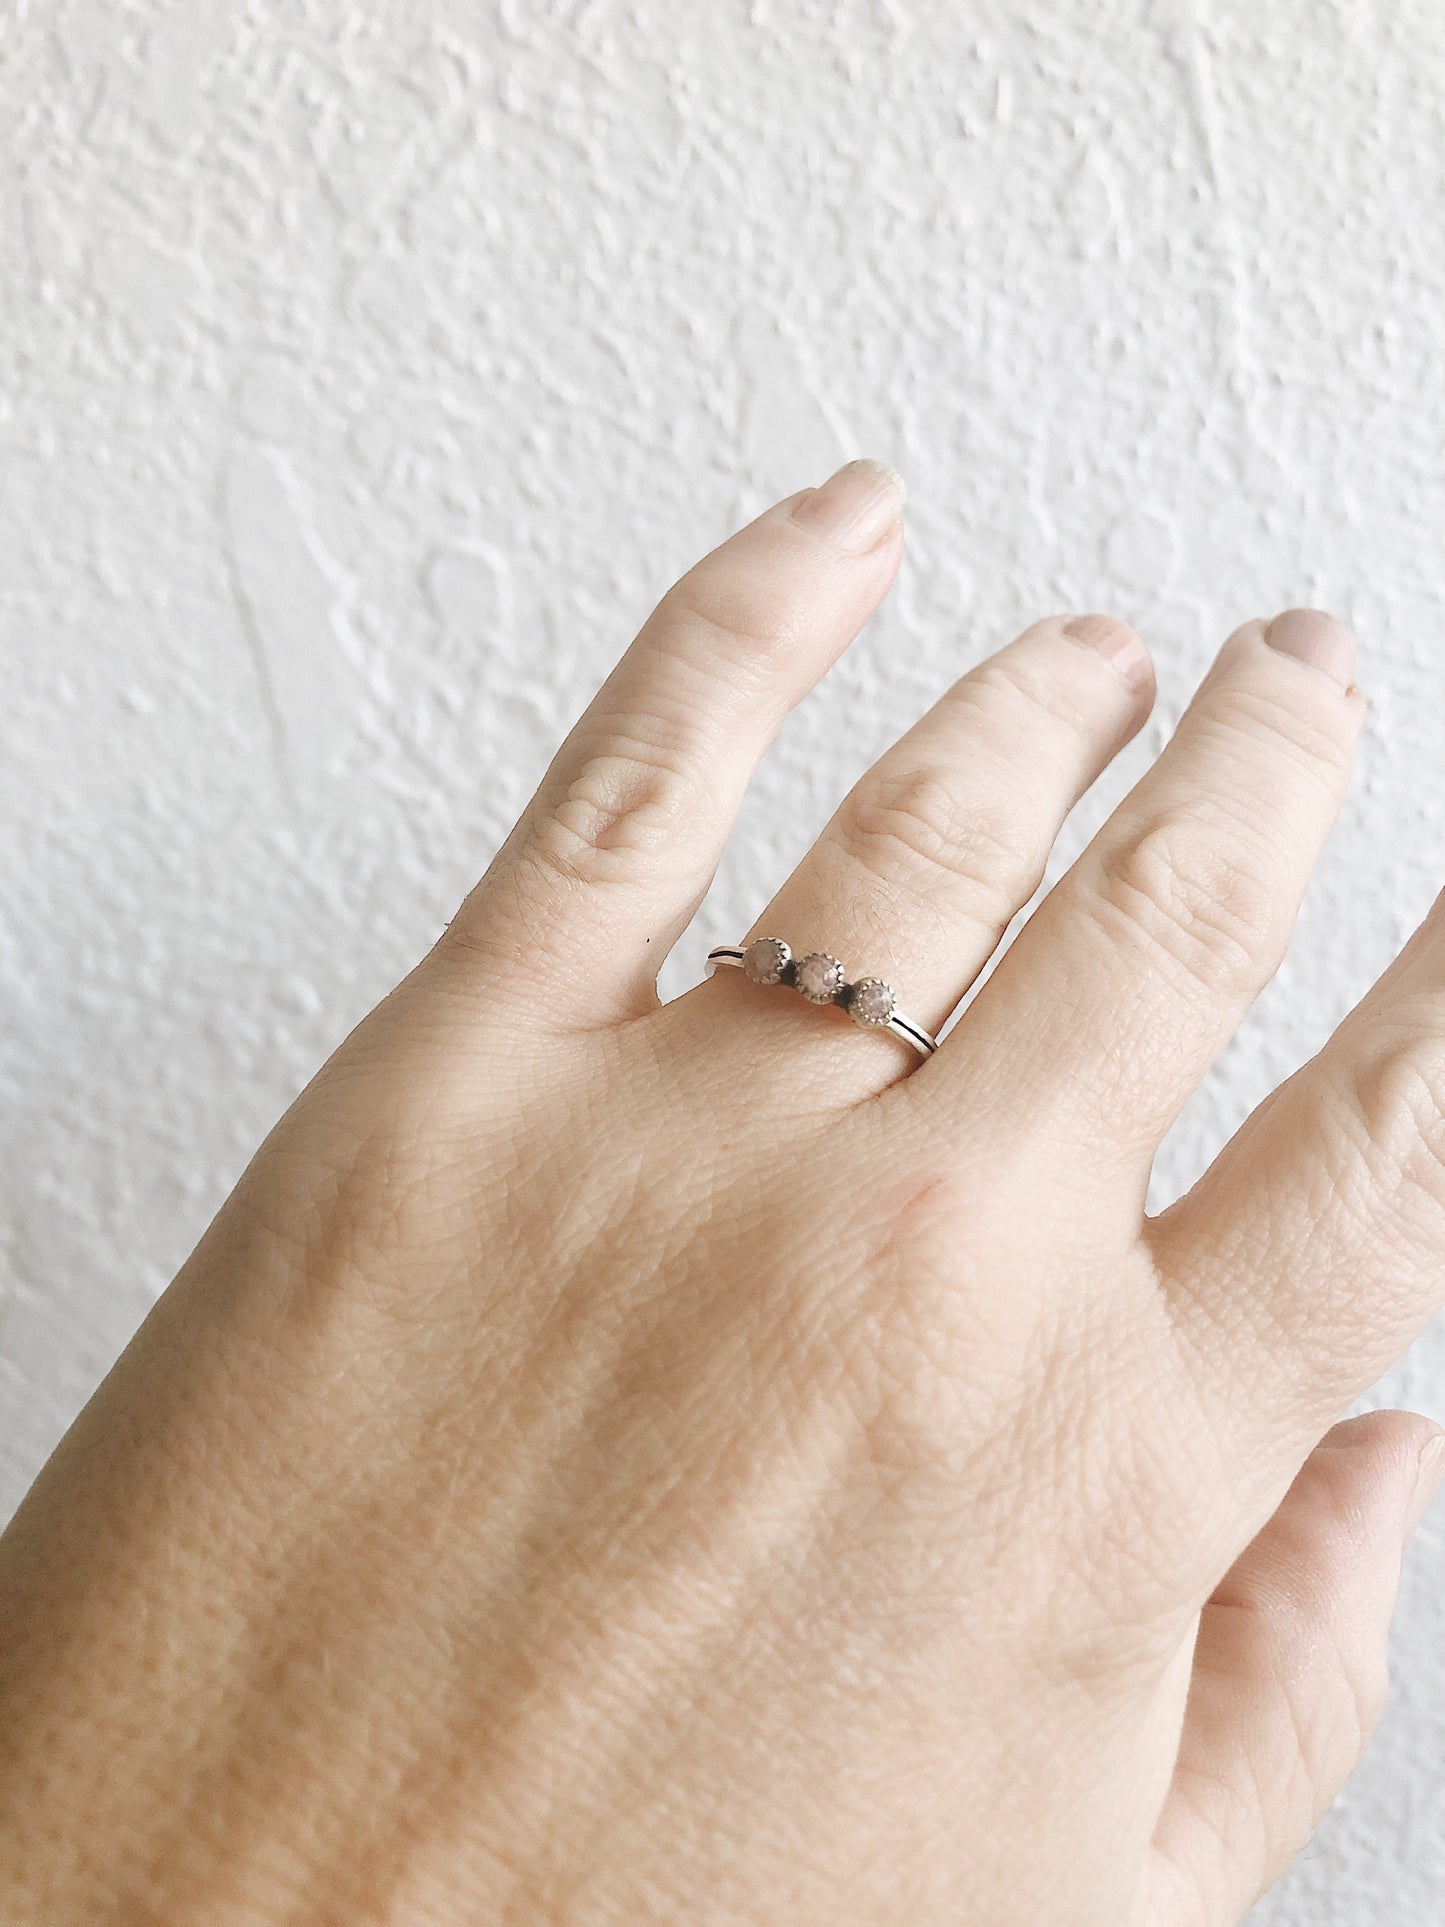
[{"left": 2, "top": 3, "right": 1443, "bottom": 1918}]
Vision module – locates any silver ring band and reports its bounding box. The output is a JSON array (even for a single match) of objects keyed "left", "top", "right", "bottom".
[{"left": 704, "top": 939, "right": 938, "bottom": 1058}]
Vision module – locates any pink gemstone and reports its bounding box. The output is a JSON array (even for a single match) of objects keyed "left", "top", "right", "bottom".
[
  {"left": 794, "top": 952, "right": 844, "bottom": 1003},
  {"left": 848, "top": 977, "right": 895, "bottom": 1028},
  {"left": 743, "top": 936, "right": 791, "bottom": 985}
]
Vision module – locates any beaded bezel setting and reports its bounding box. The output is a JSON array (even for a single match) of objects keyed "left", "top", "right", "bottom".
[{"left": 706, "top": 937, "right": 934, "bottom": 1059}]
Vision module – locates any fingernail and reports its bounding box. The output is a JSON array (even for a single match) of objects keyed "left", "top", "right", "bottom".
[
  {"left": 1263, "top": 608, "right": 1357, "bottom": 689},
  {"left": 789, "top": 459, "right": 906, "bottom": 554},
  {"left": 1405, "top": 1432, "right": 1445, "bottom": 1537},
  {"left": 1062, "top": 614, "right": 1152, "bottom": 693}
]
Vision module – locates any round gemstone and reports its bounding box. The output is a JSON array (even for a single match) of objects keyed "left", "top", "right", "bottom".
[
  {"left": 743, "top": 936, "right": 791, "bottom": 985},
  {"left": 794, "top": 951, "right": 845, "bottom": 1003},
  {"left": 848, "top": 976, "right": 895, "bottom": 1028}
]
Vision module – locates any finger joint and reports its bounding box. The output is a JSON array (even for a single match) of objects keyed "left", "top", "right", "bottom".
[
  {"left": 839, "top": 764, "right": 1034, "bottom": 915},
  {"left": 1093, "top": 815, "right": 1283, "bottom": 1004}
]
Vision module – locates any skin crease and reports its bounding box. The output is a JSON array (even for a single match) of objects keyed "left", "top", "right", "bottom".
[{"left": 3, "top": 460, "right": 1445, "bottom": 1925}]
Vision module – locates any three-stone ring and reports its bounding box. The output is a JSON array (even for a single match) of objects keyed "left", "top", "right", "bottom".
[{"left": 704, "top": 938, "right": 938, "bottom": 1059}]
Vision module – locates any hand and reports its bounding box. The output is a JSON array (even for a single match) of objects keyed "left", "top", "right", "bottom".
[{"left": 3, "top": 460, "right": 1443, "bottom": 1926}]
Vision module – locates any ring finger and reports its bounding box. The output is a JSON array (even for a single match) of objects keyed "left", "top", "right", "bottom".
[{"left": 705, "top": 613, "right": 1154, "bottom": 1076}]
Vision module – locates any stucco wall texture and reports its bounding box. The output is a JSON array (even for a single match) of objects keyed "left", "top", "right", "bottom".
[{"left": 3, "top": 1, "right": 1443, "bottom": 1918}]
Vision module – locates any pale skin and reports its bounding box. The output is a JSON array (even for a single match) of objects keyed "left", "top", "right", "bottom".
[{"left": 4, "top": 459, "right": 1445, "bottom": 1925}]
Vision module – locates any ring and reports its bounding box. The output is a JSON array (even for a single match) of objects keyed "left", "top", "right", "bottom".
[{"left": 704, "top": 937, "right": 938, "bottom": 1059}]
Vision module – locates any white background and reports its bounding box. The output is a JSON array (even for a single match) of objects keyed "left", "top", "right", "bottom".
[{"left": 3, "top": 2, "right": 1443, "bottom": 1918}]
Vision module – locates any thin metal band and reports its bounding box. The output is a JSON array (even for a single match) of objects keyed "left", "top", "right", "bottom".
[{"left": 705, "top": 942, "right": 938, "bottom": 1058}]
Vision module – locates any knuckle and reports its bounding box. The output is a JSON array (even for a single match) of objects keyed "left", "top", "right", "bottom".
[
  {"left": 1217, "top": 682, "right": 1357, "bottom": 790},
  {"left": 841, "top": 763, "right": 1029, "bottom": 908},
  {"left": 1327, "top": 1019, "right": 1445, "bottom": 1232},
  {"left": 655, "top": 557, "right": 800, "bottom": 669},
  {"left": 1095, "top": 814, "right": 1282, "bottom": 1000},
  {"left": 941, "top": 642, "right": 1127, "bottom": 781},
  {"left": 966, "top": 640, "right": 1100, "bottom": 730},
  {"left": 526, "top": 735, "right": 694, "bottom": 886}
]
